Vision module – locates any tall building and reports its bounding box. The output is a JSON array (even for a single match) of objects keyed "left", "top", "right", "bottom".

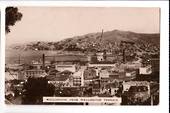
[
  {"left": 73, "top": 76, "right": 81, "bottom": 86},
  {"left": 92, "top": 80, "right": 100, "bottom": 95}
]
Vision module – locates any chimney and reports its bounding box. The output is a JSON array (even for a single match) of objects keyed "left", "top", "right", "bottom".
[
  {"left": 42, "top": 54, "right": 45, "bottom": 69},
  {"left": 101, "top": 29, "right": 103, "bottom": 38},
  {"left": 99, "top": 29, "right": 104, "bottom": 41},
  {"left": 123, "top": 49, "right": 126, "bottom": 63}
]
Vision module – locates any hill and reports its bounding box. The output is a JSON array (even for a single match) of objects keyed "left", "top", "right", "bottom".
[{"left": 8, "top": 29, "right": 160, "bottom": 54}]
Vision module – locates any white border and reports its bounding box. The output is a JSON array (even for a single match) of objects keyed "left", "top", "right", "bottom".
[{"left": 0, "top": 1, "right": 169, "bottom": 113}]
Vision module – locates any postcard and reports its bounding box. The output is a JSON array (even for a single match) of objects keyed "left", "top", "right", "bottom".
[{"left": 4, "top": 6, "right": 161, "bottom": 106}]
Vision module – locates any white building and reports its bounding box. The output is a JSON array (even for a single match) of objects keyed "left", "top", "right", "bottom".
[
  {"left": 32, "top": 60, "right": 51, "bottom": 69},
  {"left": 139, "top": 65, "right": 152, "bottom": 74},
  {"left": 5, "top": 72, "right": 18, "bottom": 81},
  {"left": 73, "top": 76, "right": 81, "bottom": 86},
  {"left": 99, "top": 69, "right": 110, "bottom": 78},
  {"left": 125, "top": 71, "right": 136, "bottom": 77},
  {"left": 110, "top": 87, "right": 119, "bottom": 96},
  {"left": 48, "top": 79, "right": 70, "bottom": 87},
  {"left": 72, "top": 69, "right": 84, "bottom": 86},
  {"left": 24, "top": 69, "right": 47, "bottom": 79},
  {"left": 88, "top": 63, "right": 116, "bottom": 68},
  {"left": 55, "top": 64, "right": 77, "bottom": 73},
  {"left": 96, "top": 52, "right": 104, "bottom": 61},
  {"left": 6, "top": 64, "right": 23, "bottom": 70}
]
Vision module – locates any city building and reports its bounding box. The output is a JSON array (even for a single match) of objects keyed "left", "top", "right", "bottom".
[
  {"left": 100, "top": 71, "right": 121, "bottom": 87},
  {"left": 5, "top": 64, "right": 24, "bottom": 70},
  {"left": 106, "top": 55, "right": 117, "bottom": 62},
  {"left": 31, "top": 60, "right": 51, "bottom": 69},
  {"left": 95, "top": 52, "right": 118, "bottom": 63},
  {"left": 73, "top": 76, "right": 81, "bottom": 86},
  {"left": 92, "top": 80, "right": 100, "bottom": 95},
  {"left": 46, "top": 70, "right": 73, "bottom": 87},
  {"left": 54, "top": 64, "right": 78, "bottom": 73},
  {"left": 105, "top": 82, "right": 119, "bottom": 96},
  {"left": 99, "top": 69, "right": 110, "bottom": 78},
  {"left": 96, "top": 52, "right": 105, "bottom": 62},
  {"left": 119, "top": 62, "right": 142, "bottom": 70},
  {"left": 72, "top": 70, "right": 84, "bottom": 87},
  {"left": 125, "top": 70, "right": 137, "bottom": 77},
  {"left": 122, "top": 81, "right": 151, "bottom": 104},
  {"left": 88, "top": 63, "right": 116, "bottom": 68},
  {"left": 32, "top": 63, "right": 42, "bottom": 69},
  {"left": 109, "top": 72, "right": 120, "bottom": 80},
  {"left": 84, "top": 68, "right": 97, "bottom": 80},
  {"left": 139, "top": 65, "right": 152, "bottom": 75},
  {"left": 24, "top": 69, "right": 47, "bottom": 79},
  {"left": 17, "top": 71, "right": 26, "bottom": 80},
  {"left": 5, "top": 71, "right": 19, "bottom": 81},
  {"left": 122, "top": 81, "right": 150, "bottom": 93}
]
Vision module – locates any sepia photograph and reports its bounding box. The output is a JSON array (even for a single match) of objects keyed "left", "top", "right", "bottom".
[{"left": 5, "top": 7, "right": 160, "bottom": 105}]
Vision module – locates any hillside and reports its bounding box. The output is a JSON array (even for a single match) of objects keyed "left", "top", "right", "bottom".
[{"left": 8, "top": 30, "right": 160, "bottom": 54}]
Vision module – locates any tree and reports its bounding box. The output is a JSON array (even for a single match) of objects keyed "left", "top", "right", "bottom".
[
  {"left": 6, "top": 7, "right": 22, "bottom": 33},
  {"left": 22, "top": 77, "right": 55, "bottom": 104}
]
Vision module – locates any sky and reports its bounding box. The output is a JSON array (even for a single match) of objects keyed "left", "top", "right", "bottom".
[{"left": 6, "top": 7, "right": 160, "bottom": 45}]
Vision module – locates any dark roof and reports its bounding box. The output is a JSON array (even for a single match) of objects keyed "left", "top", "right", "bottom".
[
  {"left": 84, "top": 68, "right": 97, "bottom": 80},
  {"left": 109, "top": 75, "right": 120, "bottom": 79},
  {"left": 47, "top": 70, "right": 71, "bottom": 81},
  {"left": 48, "top": 70, "right": 60, "bottom": 75},
  {"left": 92, "top": 84, "right": 100, "bottom": 89},
  {"left": 60, "top": 70, "right": 73, "bottom": 75},
  {"left": 46, "top": 74, "right": 69, "bottom": 81},
  {"left": 105, "top": 82, "right": 119, "bottom": 89}
]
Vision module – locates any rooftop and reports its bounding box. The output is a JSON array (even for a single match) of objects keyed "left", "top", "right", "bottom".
[
  {"left": 122, "top": 81, "right": 150, "bottom": 86},
  {"left": 47, "top": 70, "right": 72, "bottom": 81}
]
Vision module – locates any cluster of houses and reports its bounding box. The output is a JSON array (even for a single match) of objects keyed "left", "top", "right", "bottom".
[{"left": 5, "top": 52, "right": 159, "bottom": 98}]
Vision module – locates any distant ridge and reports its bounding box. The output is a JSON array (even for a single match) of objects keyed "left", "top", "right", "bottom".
[{"left": 8, "top": 29, "right": 160, "bottom": 53}]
